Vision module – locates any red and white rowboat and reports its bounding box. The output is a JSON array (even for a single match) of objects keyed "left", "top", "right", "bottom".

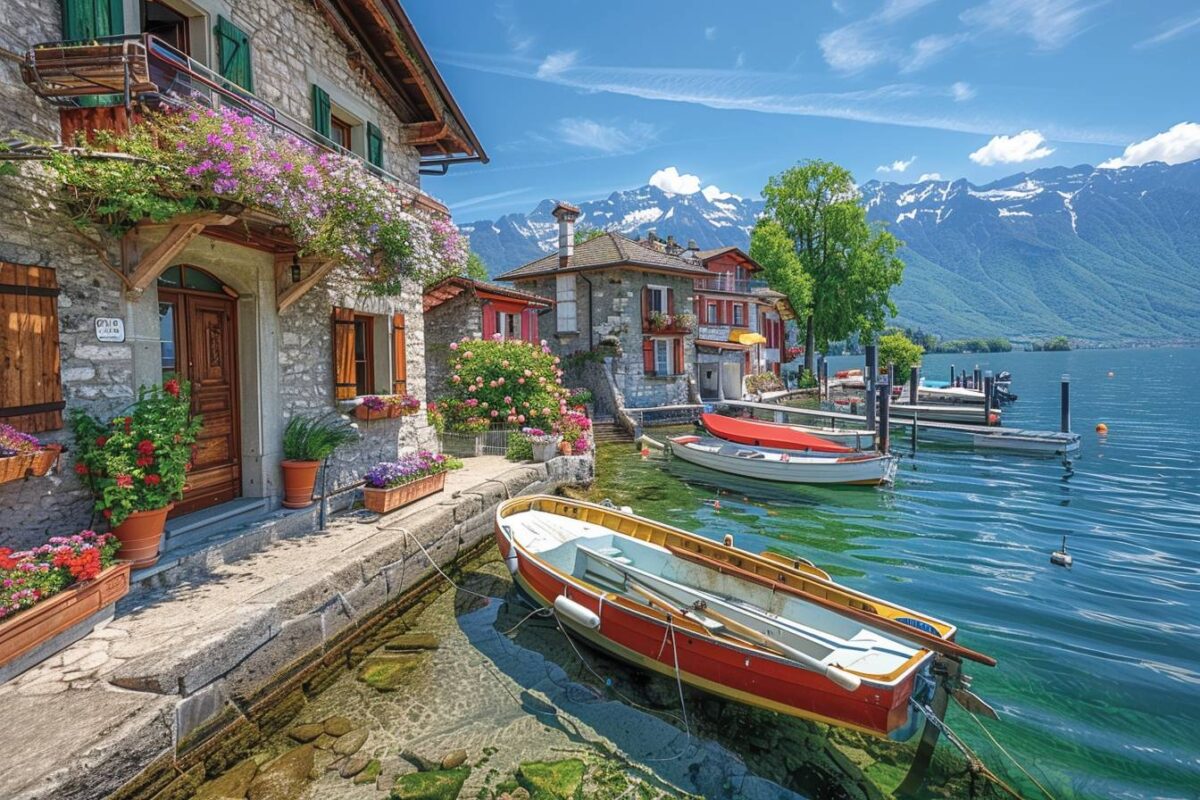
[
  {"left": 496, "top": 496, "right": 994, "bottom": 739},
  {"left": 701, "top": 412, "right": 866, "bottom": 453}
]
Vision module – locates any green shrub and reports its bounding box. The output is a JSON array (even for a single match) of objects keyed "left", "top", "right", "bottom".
[
  {"left": 878, "top": 332, "right": 924, "bottom": 378},
  {"left": 506, "top": 433, "right": 533, "bottom": 462},
  {"left": 438, "top": 337, "right": 569, "bottom": 432},
  {"left": 282, "top": 414, "right": 358, "bottom": 461}
]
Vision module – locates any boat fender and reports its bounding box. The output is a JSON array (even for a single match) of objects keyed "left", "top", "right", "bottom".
[
  {"left": 505, "top": 550, "right": 519, "bottom": 575},
  {"left": 723, "top": 534, "right": 734, "bottom": 547},
  {"left": 554, "top": 594, "right": 601, "bottom": 630},
  {"left": 619, "top": 505, "right": 633, "bottom": 514}
]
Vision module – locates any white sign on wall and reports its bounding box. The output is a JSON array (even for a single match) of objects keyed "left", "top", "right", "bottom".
[{"left": 94, "top": 317, "right": 125, "bottom": 343}]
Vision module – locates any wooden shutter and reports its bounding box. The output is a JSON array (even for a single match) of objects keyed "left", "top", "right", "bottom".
[
  {"left": 642, "top": 338, "right": 655, "bottom": 376},
  {"left": 366, "top": 122, "right": 384, "bottom": 168},
  {"left": 673, "top": 338, "right": 684, "bottom": 377},
  {"left": 392, "top": 313, "right": 407, "bottom": 394},
  {"left": 523, "top": 308, "right": 539, "bottom": 343},
  {"left": 215, "top": 16, "right": 253, "bottom": 92},
  {"left": 311, "top": 85, "right": 331, "bottom": 139},
  {"left": 666, "top": 288, "right": 675, "bottom": 315},
  {"left": 62, "top": 0, "right": 123, "bottom": 40},
  {"left": 641, "top": 286, "right": 650, "bottom": 326},
  {"left": 481, "top": 304, "right": 497, "bottom": 340},
  {"left": 332, "top": 306, "right": 356, "bottom": 400},
  {"left": 0, "top": 263, "right": 64, "bottom": 432}
]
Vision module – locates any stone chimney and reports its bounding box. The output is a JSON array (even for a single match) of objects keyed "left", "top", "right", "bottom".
[
  {"left": 551, "top": 201, "right": 580, "bottom": 269},
  {"left": 687, "top": 239, "right": 697, "bottom": 250},
  {"left": 665, "top": 235, "right": 682, "bottom": 256}
]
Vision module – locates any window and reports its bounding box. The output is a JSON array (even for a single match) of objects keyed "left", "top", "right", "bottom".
[
  {"left": 654, "top": 340, "right": 670, "bottom": 376},
  {"left": 495, "top": 311, "right": 522, "bottom": 340},
  {"left": 733, "top": 304, "right": 744, "bottom": 326},
  {"left": 647, "top": 286, "right": 668, "bottom": 314},
  {"left": 353, "top": 315, "right": 375, "bottom": 395},
  {"left": 330, "top": 114, "right": 353, "bottom": 151},
  {"left": 706, "top": 301, "right": 718, "bottom": 324},
  {"left": 142, "top": 0, "right": 190, "bottom": 55},
  {"left": 556, "top": 274, "right": 577, "bottom": 332}
]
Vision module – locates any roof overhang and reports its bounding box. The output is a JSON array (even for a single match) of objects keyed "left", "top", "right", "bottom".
[
  {"left": 423, "top": 276, "right": 552, "bottom": 312},
  {"left": 696, "top": 338, "right": 750, "bottom": 351}
]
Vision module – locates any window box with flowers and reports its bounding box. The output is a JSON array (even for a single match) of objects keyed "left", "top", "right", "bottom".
[
  {"left": 0, "top": 425, "right": 64, "bottom": 485},
  {"left": 0, "top": 531, "right": 128, "bottom": 678},
  {"left": 68, "top": 380, "right": 202, "bottom": 569},
  {"left": 387, "top": 394, "right": 421, "bottom": 418},
  {"left": 362, "top": 451, "right": 462, "bottom": 514},
  {"left": 355, "top": 395, "right": 390, "bottom": 421}
]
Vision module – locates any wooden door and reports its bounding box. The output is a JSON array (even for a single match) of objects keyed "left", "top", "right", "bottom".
[{"left": 159, "top": 287, "right": 241, "bottom": 515}]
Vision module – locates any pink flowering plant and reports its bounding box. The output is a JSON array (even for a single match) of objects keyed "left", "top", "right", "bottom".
[
  {"left": 387, "top": 394, "right": 422, "bottom": 415},
  {"left": 0, "top": 423, "right": 41, "bottom": 457},
  {"left": 553, "top": 411, "right": 592, "bottom": 454},
  {"left": 0, "top": 531, "right": 121, "bottom": 621},
  {"left": 439, "top": 337, "right": 570, "bottom": 432},
  {"left": 46, "top": 106, "right": 467, "bottom": 294}
]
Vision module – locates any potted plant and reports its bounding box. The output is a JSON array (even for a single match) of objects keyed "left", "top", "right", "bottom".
[
  {"left": 280, "top": 414, "right": 358, "bottom": 509},
  {"left": 355, "top": 395, "right": 389, "bottom": 421},
  {"left": 523, "top": 428, "right": 561, "bottom": 463},
  {"left": 647, "top": 310, "right": 670, "bottom": 332},
  {"left": 69, "top": 380, "right": 202, "bottom": 568},
  {"left": 0, "top": 530, "right": 129, "bottom": 673},
  {"left": 553, "top": 411, "right": 592, "bottom": 456},
  {"left": 0, "top": 424, "right": 40, "bottom": 485},
  {"left": 361, "top": 450, "right": 462, "bottom": 514},
  {"left": 674, "top": 311, "right": 697, "bottom": 333},
  {"left": 392, "top": 393, "right": 422, "bottom": 416}
]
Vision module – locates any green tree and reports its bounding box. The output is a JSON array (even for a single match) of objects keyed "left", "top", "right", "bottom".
[
  {"left": 749, "top": 218, "right": 813, "bottom": 332},
  {"left": 465, "top": 251, "right": 489, "bottom": 282},
  {"left": 878, "top": 331, "right": 924, "bottom": 379},
  {"left": 574, "top": 226, "right": 605, "bottom": 245},
  {"left": 753, "top": 160, "right": 905, "bottom": 374}
]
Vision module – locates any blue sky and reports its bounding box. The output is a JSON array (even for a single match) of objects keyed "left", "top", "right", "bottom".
[{"left": 406, "top": 0, "right": 1200, "bottom": 221}]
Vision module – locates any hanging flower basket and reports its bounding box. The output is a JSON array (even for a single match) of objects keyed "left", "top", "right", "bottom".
[
  {"left": 363, "top": 471, "right": 447, "bottom": 514},
  {"left": 0, "top": 562, "right": 131, "bottom": 674}
]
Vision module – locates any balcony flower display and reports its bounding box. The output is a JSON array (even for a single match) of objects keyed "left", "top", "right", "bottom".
[
  {"left": 362, "top": 450, "right": 462, "bottom": 513},
  {"left": 673, "top": 311, "right": 697, "bottom": 332},
  {"left": 68, "top": 380, "right": 203, "bottom": 567},
  {"left": 387, "top": 394, "right": 422, "bottom": 417},
  {"left": 0, "top": 531, "right": 121, "bottom": 621},
  {"left": 437, "top": 337, "right": 569, "bottom": 433},
  {"left": 45, "top": 106, "right": 468, "bottom": 295},
  {"left": 647, "top": 311, "right": 694, "bottom": 333},
  {"left": 0, "top": 424, "right": 63, "bottom": 482},
  {"left": 356, "top": 395, "right": 389, "bottom": 421}
]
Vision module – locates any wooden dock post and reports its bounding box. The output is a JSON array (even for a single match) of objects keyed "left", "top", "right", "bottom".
[
  {"left": 973, "top": 365, "right": 981, "bottom": 390},
  {"left": 949, "top": 364, "right": 955, "bottom": 386},
  {"left": 1061, "top": 374, "right": 1071, "bottom": 433},
  {"left": 878, "top": 371, "right": 891, "bottom": 453},
  {"left": 865, "top": 343, "right": 878, "bottom": 432},
  {"left": 983, "top": 371, "right": 994, "bottom": 425}
]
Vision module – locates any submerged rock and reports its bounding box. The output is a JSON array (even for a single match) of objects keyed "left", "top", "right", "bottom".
[
  {"left": 286, "top": 723, "right": 324, "bottom": 743},
  {"left": 323, "top": 716, "right": 354, "bottom": 737},
  {"left": 193, "top": 758, "right": 258, "bottom": 800},
  {"left": 389, "top": 766, "right": 470, "bottom": 800},
  {"left": 440, "top": 749, "right": 467, "bottom": 770},
  {"left": 384, "top": 632, "right": 440, "bottom": 651},
  {"left": 358, "top": 654, "right": 423, "bottom": 691},
  {"left": 354, "top": 758, "right": 382, "bottom": 785},
  {"left": 400, "top": 749, "right": 440, "bottom": 772},
  {"left": 517, "top": 759, "right": 585, "bottom": 800},
  {"left": 246, "top": 745, "right": 314, "bottom": 800},
  {"left": 332, "top": 728, "right": 369, "bottom": 756},
  {"left": 340, "top": 754, "right": 371, "bottom": 778}
]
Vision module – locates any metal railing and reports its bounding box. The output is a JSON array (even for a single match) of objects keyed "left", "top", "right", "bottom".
[
  {"left": 694, "top": 276, "right": 769, "bottom": 294},
  {"left": 23, "top": 33, "right": 418, "bottom": 191}
]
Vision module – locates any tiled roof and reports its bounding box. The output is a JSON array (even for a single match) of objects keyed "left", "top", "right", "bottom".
[
  {"left": 423, "top": 276, "right": 553, "bottom": 312},
  {"left": 495, "top": 232, "right": 710, "bottom": 281},
  {"left": 697, "top": 245, "right": 762, "bottom": 272}
]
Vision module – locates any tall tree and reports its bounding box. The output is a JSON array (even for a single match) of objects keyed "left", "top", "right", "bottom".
[
  {"left": 464, "top": 251, "right": 490, "bottom": 282},
  {"left": 754, "top": 160, "right": 905, "bottom": 374}
]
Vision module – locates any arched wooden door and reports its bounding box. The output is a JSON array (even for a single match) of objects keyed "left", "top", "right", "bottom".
[{"left": 158, "top": 266, "right": 242, "bottom": 515}]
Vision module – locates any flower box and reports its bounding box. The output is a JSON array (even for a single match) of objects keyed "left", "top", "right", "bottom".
[
  {"left": 355, "top": 405, "right": 389, "bottom": 421},
  {"left": 0, "top": 562, "right": 131, "bottom": 674},
  {"left": 362, "top": 471, "right": 446, "bottom": 513},
  {"left": 0, "top": 454, "right": 34, "bottom": 485},
  {"left": 30, "top": 444, "right": 63, "bottom": 477}
]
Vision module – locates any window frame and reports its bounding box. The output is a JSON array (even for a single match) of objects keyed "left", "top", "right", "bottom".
[
  {"left": 352, "top": 314, "right": 376, "bottom": 396},
  {"left": 495, "top": 311, "right": 522, "bottom": 340},
  {"left": 646, "top": 285, "right": 669, "bottom": 314},
  {"left": 653, "top": 339, "right": 670, "bottom": 376},
  {"left": 706, "top": 301, "right": 718, "bottom": 324},
  {"left": 733, "top": 303, "right": 744, "bottom": 326}
]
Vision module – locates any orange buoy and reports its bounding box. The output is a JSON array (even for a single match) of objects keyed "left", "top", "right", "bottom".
[{"left": 1096, "top": 422, "right": 1108, "bottom": 434}]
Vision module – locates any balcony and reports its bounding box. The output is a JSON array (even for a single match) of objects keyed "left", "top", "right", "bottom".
[
  {"left": 693, "top": 276, "right": 769, "bottom": 295},
  {"left": 642, "top": 312, "right": 695, "bottom": 336},
  {"left": 20, "top": 34, "right": 436, "bottom": 205}
]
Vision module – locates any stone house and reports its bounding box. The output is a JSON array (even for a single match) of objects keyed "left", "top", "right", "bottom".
[
  {"left": 496, "top": 203, "right": 709, "bottom": 409},
  {"left": 421, "top": 276, "right": 553, "bottom": 401},
  {"left": 0, "top": 0, "right": 485, "bottom": 548}
]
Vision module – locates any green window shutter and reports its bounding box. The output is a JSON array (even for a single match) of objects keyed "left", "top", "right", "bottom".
[
  {"left": 62, "top": 0, "right": 124, "bottom": 40},
  {"left": 311, "top": 85, "right": 331, "bottom": 139},
  {"left": 215, "top": 15, "right": 254, "bottom": 92},
  {"left": 366, "top": 122, "right": 383, "bottom": 168}
]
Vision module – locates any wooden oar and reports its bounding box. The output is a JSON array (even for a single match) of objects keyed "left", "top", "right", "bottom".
[
  {"left": 626, "top": 581, "right": 862, "bottom": 692},
  {"left": 667, "top": 545, "right": 997, "bottom": 667}
]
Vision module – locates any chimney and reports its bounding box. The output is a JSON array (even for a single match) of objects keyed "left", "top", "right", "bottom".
[
  {"left": 687, "top": 239, "right": 697, "bottom": 250},
  {"left": 665, "top": 234, "right": 682, "bottom": 256},
  {"left": 551, "top": 201, "right": 581, "bottom": 269}
]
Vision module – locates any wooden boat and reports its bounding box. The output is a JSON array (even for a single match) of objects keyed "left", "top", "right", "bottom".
[
  {"left": 888, "top": 403, "right": 999, "bottom": 426},
  {"left": 700, "top": 413, "right": 855, "bottom": 453},
  {"left": 669, "top": 435, "right": 898, "bottom": 485},
  {"left": 495, "top": 496, "right": 994, "bottom": 739},
  {"left": 917, "top": 385, "right": 985, "bottom": 405}
]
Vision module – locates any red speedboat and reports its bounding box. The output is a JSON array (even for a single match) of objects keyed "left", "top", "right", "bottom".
[{"left": 701, "top": 413, "right": 853, "bottom": 453}]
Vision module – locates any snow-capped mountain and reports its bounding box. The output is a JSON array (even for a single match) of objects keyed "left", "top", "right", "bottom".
[
  {"left": 459, "top": 184, "right": 764, "bottom": 274},
  {"left": 461, "top": 160, "right": 1200, "bottom": 343}
]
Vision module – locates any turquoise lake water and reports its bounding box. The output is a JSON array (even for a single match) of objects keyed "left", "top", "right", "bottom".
[{"left": 588, "top": 347, "right": 1200, "bottom": 800}]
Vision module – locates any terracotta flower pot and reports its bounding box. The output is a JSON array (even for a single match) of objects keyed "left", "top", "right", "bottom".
[
  {"left": 355, "top": 405, "right": 388, "bottom": 421},
  {"left": 362, "top": 472, "right": 446, "bottom": 514},
  {"left": 281, "top": 459, "right": 320, "bottom": 509},
  {"left": 558, "top": 440, "right": 573, "bottom": 456},
  {"left": 111, "top": 505, "right": 172, "bottom": 569},
  {"left": 386, "top": 404, "right": 401, "bottom": 418},
  {"left": 30, "top": 444, "right": 63, "bottom": 477}
]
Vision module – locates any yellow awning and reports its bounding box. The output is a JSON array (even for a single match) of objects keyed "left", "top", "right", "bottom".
[{"left": 730, "top": 329, "right": 767, "bottom": 345}]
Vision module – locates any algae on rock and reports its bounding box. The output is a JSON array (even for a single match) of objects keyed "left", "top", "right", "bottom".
[
  {"left": 389, "top": 766, "right": 471, "bottom": 800},
  {"left": 516, "top": 759, "right": 585, "bottom": 800}
]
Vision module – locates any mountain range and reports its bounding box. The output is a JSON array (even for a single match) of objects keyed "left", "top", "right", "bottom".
[{"left": 460, "top": 160, "right": 1200, "bottom": 344}]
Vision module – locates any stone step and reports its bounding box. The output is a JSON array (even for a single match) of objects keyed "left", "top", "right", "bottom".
[{"left": 161, "top": 497, "right": 270, "bottom": 552}]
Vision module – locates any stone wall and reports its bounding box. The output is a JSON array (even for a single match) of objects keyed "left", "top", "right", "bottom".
[{"left": 422, "top": 292, "right": 483, "bottom": 403}]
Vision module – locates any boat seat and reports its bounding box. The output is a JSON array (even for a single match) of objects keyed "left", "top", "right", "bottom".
[
  {"left": 611, "top": 556, "right": 633, "bottom": 565},
  {"left": 595, "top": 547, "right": 622, "bottom": 556}
]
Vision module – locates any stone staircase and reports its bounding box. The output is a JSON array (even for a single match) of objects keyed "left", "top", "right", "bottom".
[{"left": 591, "top": 416, "right": 633, "bottom": 445}]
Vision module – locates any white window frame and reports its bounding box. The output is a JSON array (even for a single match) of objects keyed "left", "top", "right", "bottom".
[
  {"left": 646, "top": 284, "right": 669, "bottom": 315},
  {"left": 495, "top": 311, "right": 522, "bottom": 340},
  {"left": 653, "top": 339, "right": 671, "bottom": 376},
  {"left": 556, "top": 274, "right": 577, "bottom": 332},
  {"left": 733, "top": 303, "right": 744, "bottom": 326},
  {"left": 706, "top": 301, "right": 718, "bottom": 324}
]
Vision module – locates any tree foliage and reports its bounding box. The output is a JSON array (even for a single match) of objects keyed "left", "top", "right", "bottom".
[
  {"left": 750, "top": 218, "right": 812, "bottom": 322},
  {"left": 754, "top": 160, "right": 905, "bottom": 371},
  {"left": 465, "top": 251, "right": 490, "bottom": 282},
  {"left": 878, "top": 331, "right": 924, "bottom": 378},
  {"left": 574, "top": 226, "right": 605, "bottom": 245}
]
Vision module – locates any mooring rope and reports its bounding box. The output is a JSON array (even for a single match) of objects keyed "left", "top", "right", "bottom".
[
  {"left": 965, "top": 710, "right": 1058, "bottom": 800},
  {"left": 400, "top": 528, "right": 497, "bottom": 603}
]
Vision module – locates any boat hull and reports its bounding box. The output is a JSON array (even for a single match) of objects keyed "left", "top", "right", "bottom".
[
  {"left": 670, "top": 438, "right": 897, "bottom": 485},
  {"left": 700, "top": 413, "right": 853, "bottom": 453},
  {"left": 496, "top": 527, "right": 923, "bottom": 738},
  {"left": 889, "top": 404, "right": 997, "bottom": 425}
]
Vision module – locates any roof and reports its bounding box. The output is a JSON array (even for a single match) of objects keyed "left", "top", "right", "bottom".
[
  {"left": 423, "top": 276, "right": 553, "bottom": 313},
  {"left": 697, "top": 245, "right": 762, "bottom": 272},
  {"left": 496, "top": 231, "right": 710, "bottom": 281},
  {"left": 332, "top": 1, "right": 487, "bottom": 163}
]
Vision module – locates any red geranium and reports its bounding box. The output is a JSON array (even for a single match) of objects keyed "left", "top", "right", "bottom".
[
  {"left": 0, "top": 548, "right": 16, "bottom": 570},
  {"left": 102, "top": 509, "right": 112, "bottom": 519},
  {"left": 136, "top": 439, "right": 155, "bottom": 455},
  {"left": 74, "top": 462, "right": 89, "bottom": 475},
  {"left": 144, "top": 474, "right": 161, "bottom": 486},
  {"left": 164, "top": 378, "right": 180, "bottom": 397},
  {"left": 136, "top": 454, "right": 154, "bottom": 467},
  {"left": 95, "top": 436, "right": 108, "bottom": 447},
  {"left": 115, "top": 474, "right": 133, "bottom": 489}
]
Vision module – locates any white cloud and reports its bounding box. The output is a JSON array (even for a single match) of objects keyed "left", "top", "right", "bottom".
[
  {"left": 820, "top": 0, "right": 958, "bottom": 74},
  {"left": 553, "top": 118, "right": 658, "bottom": 154},
  {"left": 705, "top": 26, "right": 718, "bottom": 41},
  {"left": 1098, "top": 122, "right": 1200, "bottom": 169},
  {"left": 734, "top": 51, "right": 745, "bottom": 68},
  {"left": 649, "top": 167, "right": 702, "bottom": 195},
  {"left": 877, "top": 155, "right": 917, "bottom": 173},
  {"left": 536, "top": 50, "right": 577, "bottom": 78},
  {"left": 969, "top": 130, "right": 1055, "bottom": 165},
  {"left": 1134, "top": 14, "right": 1200, "bottom": 49},
  {"left": 950, "top": 81, "right": 975, "bottom": 101},
  {"left": 960, "top": 0, "right": 1095, "bottom": 50},
  {"left": 702, "top": 184, "right": 738, "bottom": 201},
  {"left": 495, "top": 2, "right": 534, "bottom": 54},
  {"left": 917, "top": 172, "right": 943, "bottom": 181},
  {"left": 903, "top": 33, "right": 968, "bottom": 72}
]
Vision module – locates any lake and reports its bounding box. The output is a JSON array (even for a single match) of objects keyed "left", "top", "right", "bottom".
[{"left": 586, "top": 347, "right": 1200, "bottom": 800}]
